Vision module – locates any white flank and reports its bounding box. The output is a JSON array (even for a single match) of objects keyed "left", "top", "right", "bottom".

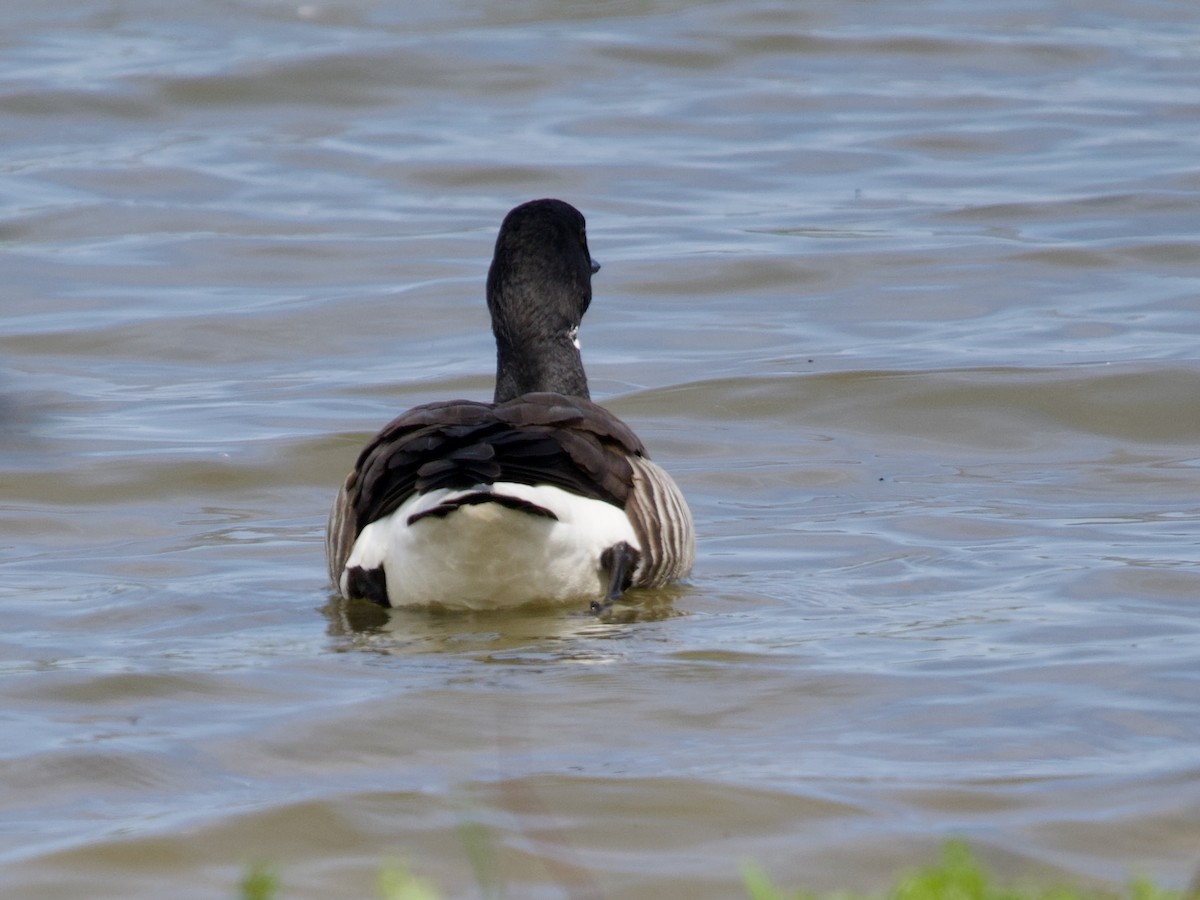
[{"left": 341, "top": 483, "right": 638, "bottom": 609}]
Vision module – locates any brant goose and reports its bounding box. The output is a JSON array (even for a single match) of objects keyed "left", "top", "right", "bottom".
[{"left": 326, "top": 199, "right": 694, "bottom": 611}]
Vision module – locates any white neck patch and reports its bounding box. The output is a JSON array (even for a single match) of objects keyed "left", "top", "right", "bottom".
[{"left": 568, "top": 325, "right": 581, "bottom": 350}]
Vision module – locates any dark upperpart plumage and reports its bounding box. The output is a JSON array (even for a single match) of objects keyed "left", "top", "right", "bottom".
[
  {"left": 326, "top": 199, "right": 694, "bottom": 609},
  {"left": 334, "top": 393, "right": 643, "bottom": 545}
]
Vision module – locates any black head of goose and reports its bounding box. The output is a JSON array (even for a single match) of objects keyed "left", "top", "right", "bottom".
[{"left": 326, "top": 198, "right": 695, "bottom": 612}]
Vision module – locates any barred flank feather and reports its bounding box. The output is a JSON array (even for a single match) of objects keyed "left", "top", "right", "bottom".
[
  {"left": 626, "top": 456, "right": 695, "bottom": 587},
  {"left": 326, "top": 473, "right": 359, "bottom": 588}
]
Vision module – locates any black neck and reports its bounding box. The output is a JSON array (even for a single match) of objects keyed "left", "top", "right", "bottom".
[{"left": 493, "top": 334, "right": 590, "bottom": 403}]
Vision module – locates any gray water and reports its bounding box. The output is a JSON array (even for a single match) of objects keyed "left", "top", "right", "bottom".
[{"left": 2, "top": 1, "right": 1199, "bottom": 898}]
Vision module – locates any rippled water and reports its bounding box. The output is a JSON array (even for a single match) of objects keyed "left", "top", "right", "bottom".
[{"left": 3, "top": 1, "right": 1199, "bottom": 898}]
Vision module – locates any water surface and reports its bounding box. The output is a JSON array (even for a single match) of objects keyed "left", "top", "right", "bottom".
[{"left": 2, "top": 1, "right": 1199, "bottom": 897}]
